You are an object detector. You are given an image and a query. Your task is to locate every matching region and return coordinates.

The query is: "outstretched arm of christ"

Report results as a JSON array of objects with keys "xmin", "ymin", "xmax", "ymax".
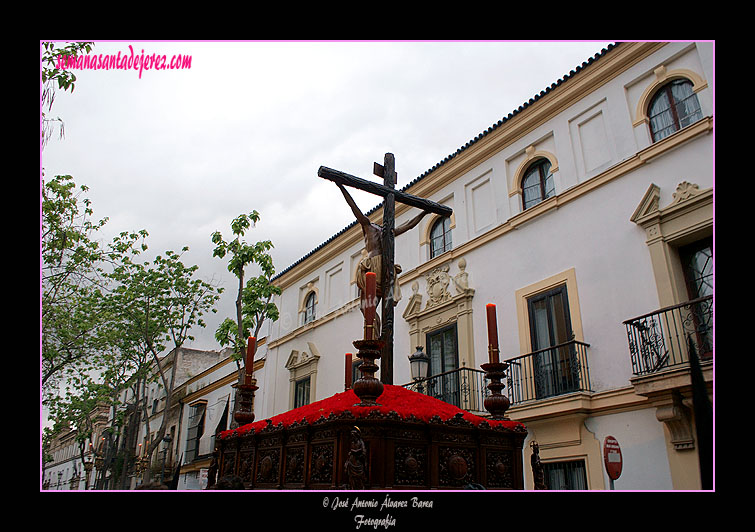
[
  {"xmin": 337, "ymin": 183, "xmax": 371, "ymax": 228},
  {"xmin": 395, "ymin": 210, "xmax": 430, "ymax": 236}
]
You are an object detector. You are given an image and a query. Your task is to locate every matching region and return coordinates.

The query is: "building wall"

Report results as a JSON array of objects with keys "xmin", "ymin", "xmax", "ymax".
[
  {"xmin": 254, "ymin": 42, "xmax": 713, "ymax": 490},
  {"xmin": 584, "ymin": 408, "xmax": 673, "ymax": 490}
]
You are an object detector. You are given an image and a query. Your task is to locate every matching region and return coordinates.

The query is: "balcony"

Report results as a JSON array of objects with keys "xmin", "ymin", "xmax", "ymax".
[
  {"xmin": 504, "ymin": 339, "xmax": 592, "ymax": 405},
  {"xmin": 401, "ymin": 339, "xmax": 592, "ymax": 414},
  {"xmin": 623, "ymin": 295, "xmax": 712, "ymax": 376}
]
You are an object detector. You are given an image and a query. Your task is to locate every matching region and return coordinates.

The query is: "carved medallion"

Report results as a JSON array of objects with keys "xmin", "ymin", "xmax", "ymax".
[
  {"xmin": 486, "ymin": 450, "xmax": 513, "ymax": 488},
  {"xmin": 394, "ymin": 445, "xmax": 427, "ymax": 486},
  {"xmin": 439, "ymin": 447, "xmax": 475, "ymax": 487},
  {"xmin": 448, "ymin": 454, "xmax": 468, "ymax": 480}
]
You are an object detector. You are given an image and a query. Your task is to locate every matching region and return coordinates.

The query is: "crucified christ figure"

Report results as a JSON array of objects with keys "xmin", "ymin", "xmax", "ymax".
[{"xmin": 336, "ymin": 183, "xmax": 430, "ymax": 330}]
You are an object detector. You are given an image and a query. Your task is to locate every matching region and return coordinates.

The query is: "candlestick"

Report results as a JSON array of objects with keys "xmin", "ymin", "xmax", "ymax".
[
  {"xmin": 345, "ymin": 353, "xmax": 353, "ymax": 390},
  {"xmin": 486, "ymin": 303, "xmax": 500, "ymax": 363},
  {"xmin": 365, "ymin": 271, "xmax": 377, "ymax": 339}
]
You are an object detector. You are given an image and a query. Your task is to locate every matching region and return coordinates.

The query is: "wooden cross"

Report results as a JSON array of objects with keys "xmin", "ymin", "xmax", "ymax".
[{"xmin": 318, "ymin": 153, "xmax": 452, "ymax": 384}]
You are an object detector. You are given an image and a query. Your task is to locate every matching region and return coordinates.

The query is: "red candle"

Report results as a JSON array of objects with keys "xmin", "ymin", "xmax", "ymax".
[
  {"xmin": 365, "ymin": 272, "xmax": 377, "ymax": 339},
  {"xmin": 486, "ymin": 304, "xmax": 500, "ymax": 363},
  {"xmin": 345, "ymin": 353, "xmax": 353, "ymax": 390},
  {"xmin": 245, "ymin": 336, "xmax": 257, "ymax": 384}
]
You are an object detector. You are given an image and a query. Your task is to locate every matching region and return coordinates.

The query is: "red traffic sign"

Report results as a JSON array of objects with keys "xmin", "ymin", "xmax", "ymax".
[{"xmin": 603, "ymin": 436, "xmax": 623, "ymax": 481}]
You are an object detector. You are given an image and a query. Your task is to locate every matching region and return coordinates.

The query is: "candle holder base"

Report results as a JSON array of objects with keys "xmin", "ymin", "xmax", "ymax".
[
  {"xmin": 481, "ymin": 362, "xmax": 510, "ymax": 420},
  {"xmin": 352, "ymin": 338, "xmax": 384, "ymax": 407},
  {"xmin": 233, "ymin": 381, "xmax": 259, "ymax": 425}
]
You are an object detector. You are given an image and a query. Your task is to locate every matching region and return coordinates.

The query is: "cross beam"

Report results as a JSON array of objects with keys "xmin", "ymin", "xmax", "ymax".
[{"xmin": 317, "ymin": 166, "xmax": 452, "ymax": 218}]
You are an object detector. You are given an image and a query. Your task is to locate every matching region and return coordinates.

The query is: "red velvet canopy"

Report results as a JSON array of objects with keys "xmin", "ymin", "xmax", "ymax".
[{"xmin": 219, "ymin": 384, "xmax": 524, "ymax": 440}]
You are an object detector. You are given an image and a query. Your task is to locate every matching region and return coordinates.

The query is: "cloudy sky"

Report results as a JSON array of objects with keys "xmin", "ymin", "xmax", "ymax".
[{"xmin": 41, "ymin": 40, "xmax": 613, "ymax": 352}]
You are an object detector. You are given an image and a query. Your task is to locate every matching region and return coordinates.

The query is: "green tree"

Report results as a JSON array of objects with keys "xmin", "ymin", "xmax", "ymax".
[
  {"xmin": 212, "ymin": 211, "xmax": 280, "ymax": 429},
  {"xmin": 212, "ymin": 211, "xmax": 281, "ymax": 359},
  {"xmin": 41, "ymin": 41, "xmax": 94, "ymax": 149},
  {"xmin": 105, "ymin": 242, "xmax": 222, "ymax": 481},
  {"xmin": 41, "ymin": 174, "xmax": 148, "ymax": 391}
]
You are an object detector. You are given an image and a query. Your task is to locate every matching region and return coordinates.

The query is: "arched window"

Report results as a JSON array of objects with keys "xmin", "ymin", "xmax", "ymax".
[
  {"xmin": 522, "ymin": 159, "xmax": 555, "ymax": 210},
  {"xmin": 303, "ymin": 292, "xmax": 316, "ymax": 324},
  {"xmin": 430, "ymin": 216, "xmax": 452, "ymax": 258},
  {"xmin": 648, "ymin": 79, "xmax": 703, "ymax": 142}
]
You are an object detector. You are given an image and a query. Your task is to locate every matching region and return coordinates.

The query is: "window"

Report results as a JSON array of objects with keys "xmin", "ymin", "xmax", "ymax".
[
  {"xmin": 680, "ymin": 237, "xmax": 713, "ymax": 301},
  {"xmin": 430, "ymin": 216, "xmax": 452, "ymax": 258},
  {"xmin": 522, "ymin": 159, "xmax": 555, "ymax": 210},
  {"xmin": 185, "ymin": 403, "xmax": 206, "ymax": 463},
  {"xmin": 680, "ymin": 237, "xmax": 713, "ymax": 358},
  {"xmin": 426, "ymin": 324, "xmax": 460, "ymax": 406},
  {"xmin": 303, "ymin": 292, "xmax": 316, "ymax": 324},
  {"xmin": 542, "ymin": 460, "xmax": 588, "ymax": 490},
  {"xmin": 285, "ymin": 346, "xmax": 320, "ymax": 410},
  {"xmin": 527, "ymin": 285, "xmax": 579, "ymax": 399},
  {"xmin": 648, "ymin": 79, "xmax": 702, "ymax": 142},
  {"xmin": 294, "ymin": 376, "xmax": 311, "ymax": 408}
]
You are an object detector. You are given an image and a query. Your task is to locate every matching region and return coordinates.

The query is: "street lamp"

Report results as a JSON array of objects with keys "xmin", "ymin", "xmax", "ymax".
[
  {"xmin": 83, "ymin": 459, "xmax": 93, "ymax": 490},
  {"xmin": 408, "ymin": 346, "xmax": 430, "ymax": 393}
]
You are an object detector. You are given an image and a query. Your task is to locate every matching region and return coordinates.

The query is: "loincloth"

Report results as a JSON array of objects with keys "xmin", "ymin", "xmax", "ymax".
[{"xmin": 356, "ymin": 255, "xmax": 402, "ymax": 304}]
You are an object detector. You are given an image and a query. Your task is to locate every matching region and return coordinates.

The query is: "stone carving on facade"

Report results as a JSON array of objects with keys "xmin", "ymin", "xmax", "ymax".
[
  {"xmin": 453, "ymin": 258, "xmax": 473, "ymax": 296},
  {"xmin": 424, "ymin": 264, "xmax": 452, "ymax": 309},
  {"xmin": 655, "ymin": 391, "xmax": 696, "ymax": 450},
  {"xmin": 402, "ymin": 281, "xmax": 423, "ymax": 319},
  {"xmin": 670, "ymin": 181, "xmax": 701, "ymax": 205}
]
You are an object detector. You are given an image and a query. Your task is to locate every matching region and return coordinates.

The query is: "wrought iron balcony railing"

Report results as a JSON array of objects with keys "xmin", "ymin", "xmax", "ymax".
[
  {"xmin": 504, "ymin": 339, "xmax": 592, "ymax": 405},
  {"xmin": 402, "ymin": 339, "xmax": 592, "ymax": 413},
  {"xmin": 402, "ymin": 366, "xmax": 490, "ymax": 416},
  {"xmin": 623, "ymin": 295, "xmax": 713, "ymax": 376}
]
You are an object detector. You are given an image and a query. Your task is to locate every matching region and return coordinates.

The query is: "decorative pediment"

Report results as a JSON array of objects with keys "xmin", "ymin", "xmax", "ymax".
[
  {"xmin": 403, "ymin": 259, "xmax": 475, "ymax": 319},
  {"xmin": 631, "ymin": 181, "xmax": 712, "ymax": 227},
  {"xmin": 630, "ymin": 183, "xmax": 661, "ymax": 223},
  {"xmin": 285, "ymin": 342, "xmax": 321, "ymax": 370},
  {"xmin": 403, "ymin": 258, "xmax": 477, "ymax": 370}
]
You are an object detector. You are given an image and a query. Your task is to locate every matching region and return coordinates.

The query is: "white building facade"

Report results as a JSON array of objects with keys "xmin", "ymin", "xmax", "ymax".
[{"xmin": 250, "ymin": 41, "xmax": 714, "ymax": 490}]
